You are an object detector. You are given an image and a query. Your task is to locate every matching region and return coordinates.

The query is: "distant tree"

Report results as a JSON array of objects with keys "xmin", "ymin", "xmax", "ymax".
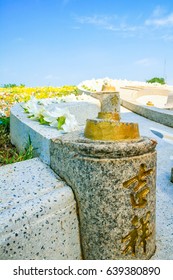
[
  {"xmin": 146, "ymin": 77, "xmax": 166, "ymax": 85},
  {"xmin": 2, "ymin": 83, "xmax": 17, "ymax": 88},
  {"xmin": 1, "ymin": 83, "xmax": 25, "ymax": 88},
  {"xmin": 19, "ymin": 84, "xmax": 25, "ymax": 87}
]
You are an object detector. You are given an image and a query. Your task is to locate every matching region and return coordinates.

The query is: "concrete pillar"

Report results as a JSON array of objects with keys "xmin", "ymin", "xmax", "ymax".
[
  {"xmin": 91, "ymin": 91, "xmax": 120, "ymax": 113},
  {"xmin": 78, "ymin": 85, "xmax": 120, "ymax": 114},
  {"xmin": 50, "ymin": 133, "xmax": 157, "ymax": 260}
]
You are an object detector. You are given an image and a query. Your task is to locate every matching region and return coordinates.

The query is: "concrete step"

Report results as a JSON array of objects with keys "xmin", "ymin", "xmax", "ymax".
[{"xmin": 0, "ymin": 158, "xmax": 81, "ymax": 260}]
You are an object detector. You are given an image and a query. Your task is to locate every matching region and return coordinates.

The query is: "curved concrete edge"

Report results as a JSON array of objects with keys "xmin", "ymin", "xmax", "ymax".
[
  {"xmin": 10, "ymin": 101, "xmax": 100, "ymax": 164},
  {"xmin": 10, "ymin": 103, "xmax": 65, "ymax": 164},
  {"xmin": 120, "ymin": 97, "xmax": 173, "ymax": 128},
  {"xmin": 0, "ymin": 158, "xmax": 82, "ymax": 260}
]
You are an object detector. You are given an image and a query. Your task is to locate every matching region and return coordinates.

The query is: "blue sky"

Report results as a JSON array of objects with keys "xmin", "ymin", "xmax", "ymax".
[{"xmin": 1, "ymin": 0, "xmax": 173, "ymax": 86}]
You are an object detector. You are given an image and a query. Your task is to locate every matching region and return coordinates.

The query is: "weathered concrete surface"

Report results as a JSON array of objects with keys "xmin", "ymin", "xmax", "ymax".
[
  {"xmin": 78, "ymin": 88, "xmax": 120, "ymax": 113},
  {"xmin": 120, "ymin": 106, "xmax": 173, "ymax": 259},
  {"xmin": 165, "ymin": 92, "xmax": 173, "ymax": 109},
  {"xmin": 91, "ymin": 91, "xmax": 120, "ymax": 113},
  {"xmin": 0, "ymin": 158, "xmax": 81, "ymax": 260},
  {"xmin": 10, "ymin": 100, "xmax": 100, "ymax": 164},
  {"xmin": 50, "ymin": 133, "xmax": 157, "ymax": 260},
  {"xmin": 120, "ymin": 87, "xmax": 173, "ymax": 128},
  {"xmin": 121, "ymin": 98, "xmax": 173, "ymax": 128}
]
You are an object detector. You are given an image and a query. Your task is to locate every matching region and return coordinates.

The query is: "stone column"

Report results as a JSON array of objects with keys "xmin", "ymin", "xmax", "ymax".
[
  {"xmin": 78, "ymin": 84, "xmax": 120, "ymax": 114},
  {"xmin": 50, "ymin": 133, "xmax": 157, "ymax": 260},
  {"xmin": 91, "ymin": 91, "xmax": 120, "ymax": 113}
]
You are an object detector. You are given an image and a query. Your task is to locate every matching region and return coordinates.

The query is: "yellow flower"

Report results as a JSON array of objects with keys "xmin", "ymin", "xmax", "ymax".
[{"xmin": 0, "ymin": 85, "xmax": 77, "ymax": 117}]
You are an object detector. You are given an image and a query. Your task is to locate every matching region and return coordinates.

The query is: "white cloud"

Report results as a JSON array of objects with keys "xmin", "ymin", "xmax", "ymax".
[
  {"xmin": 145, "ymin": 8, "xmax": 173, "ymax": 27},
  {"xmin": 143, "ymin": 7, "xmax": 173, "ymax": 40},
  {"xmin": 162, "ymin": 34, "xmax": 173, "ymax": 41},
  {"xmin": 75, "ymin": 14, "xmax": 143, "ymax": 35},
  {"xmin": 146, "ymin": 13, "xmax": 173, "ymax": 27},
  {"xmin": 75, "ymin": 10, "xmax": 173, "ymax": 40},
  {"xmin": 135, "ymin": 58, "xmax": 155, "ymax": 67},
  {"xmin": 76, "ymin": 15, "xmax": 116, "ymax": 30}
]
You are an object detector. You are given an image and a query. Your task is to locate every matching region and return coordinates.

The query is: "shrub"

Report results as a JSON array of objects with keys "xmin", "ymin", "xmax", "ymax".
[
  {"xmin": 1, "ymin": 83, "xmax": 25, "ymax": 88},
  {"xmin": 146, "ymin": 77, "xmax": 166, "ymax": 85}
]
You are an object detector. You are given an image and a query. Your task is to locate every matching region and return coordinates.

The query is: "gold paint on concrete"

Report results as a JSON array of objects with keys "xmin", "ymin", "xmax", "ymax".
[
  {"xmin": 98, "ymin": 112, "xmax": 120, "ymax": 121},
  {"xmin": 122, "ymin": 212, "xmax": 152, "ymax": 256},
  {"xmin": 111, "ymin": 94, "xmax": 120, "ymax": 106},
  {"xmin": 84, "ymin": 87, "xmax": 141, "ymax": 141},
  {"xmin": 123, "ymin": 164, "xmax": 153, "ymax": 209},
  {"xmin": 146, "ymin": 101, "xmax": 154, "ymax": 106},
  {"xmin": 121, "ymin": 215, "xmax": 139, "ymax": 256},
  {"xmin": 84, "ymin": 119, "xmax": 140, "ymax": 141},
  {"xmin": 101, "ymin": 84, "xmax": 116, "ymax": 92},
  {"xmin": 130, "ymin": 188, "xmax": 150, "ymax": 209}
]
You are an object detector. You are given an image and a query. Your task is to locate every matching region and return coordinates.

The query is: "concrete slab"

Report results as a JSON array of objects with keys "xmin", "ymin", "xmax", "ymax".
[
  {"xmin": 0, "ymin": 158, "xmax": 81, "ymax": 260},
  {"xmin": 10, "ymin": 100, "xmax": 100, "ymax": 164}
]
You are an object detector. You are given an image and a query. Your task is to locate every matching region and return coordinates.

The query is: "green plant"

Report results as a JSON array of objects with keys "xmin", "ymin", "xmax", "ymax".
[
  {"xmin": 146, "ymin": 77, "xmax": 166, "ymax": 85},
  {"xmin": 0, "ymin": 117, "xmax": 10, "ymax": 131},
  {"xmin": 2, "ymin": 83, "xmax": 18, "ymax": 88},
  {"xmin": 22, "ymin": 135, "xmax": 34, "ymax": 160},
  {"xmin": 1, "ymin": 83, "xmax": 25, "ymax": 88},
  {"xmin": 0, "ymin": 122, "xmax": 34, "ymax": 166}
]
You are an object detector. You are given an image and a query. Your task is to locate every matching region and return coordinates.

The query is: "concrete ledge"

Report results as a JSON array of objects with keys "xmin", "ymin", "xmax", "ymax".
[
  {"xmin": 10, "ymin": 100, "xmax": 100, "ymax": 164},
  {"xmin": 0, "ymin": 158, "xmax": 81, "ymax": 260},
  {"xmin": 120, "ymin": 86, "xmax": 173, "ymax": 128},
  {"xmin": 121, "ymin": 98, "xmax": 173, "ymax": 127}
]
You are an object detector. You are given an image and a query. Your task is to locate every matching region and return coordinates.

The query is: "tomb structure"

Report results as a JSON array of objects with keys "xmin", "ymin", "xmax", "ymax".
[{"xmin": 50, "ymin": 85, "xmax": 157, "ymax": 259}]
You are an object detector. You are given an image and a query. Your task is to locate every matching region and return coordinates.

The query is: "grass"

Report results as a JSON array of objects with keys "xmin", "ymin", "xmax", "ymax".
[{"xmin": 0, "ymin": 122, "xmax": 34, "ymax": 167}]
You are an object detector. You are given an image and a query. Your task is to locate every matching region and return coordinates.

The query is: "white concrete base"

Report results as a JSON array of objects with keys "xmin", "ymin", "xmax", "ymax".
[
  {"xmin": 0, "ymin": 158, "xmax": 81, "ymax": 260},
  {"xmin": 10, "ymin": 100, "xmax": 100, "ymax": 164}
]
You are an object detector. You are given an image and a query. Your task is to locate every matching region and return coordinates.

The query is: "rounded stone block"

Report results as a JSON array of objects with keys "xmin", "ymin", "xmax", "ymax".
[{"xmin": 50, "ymin": 133, "xmax": 157, "ymax": 260}]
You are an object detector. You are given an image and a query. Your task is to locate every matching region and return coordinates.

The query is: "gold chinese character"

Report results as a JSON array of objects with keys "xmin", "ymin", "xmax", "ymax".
[
  {"xmin": 139, "ymin": 212, "xmax": 152, "ymax": 253},
  {"xmin": 121, "ymin": 216, "xmax": 139, "ymax": 256},
  {"xmin": 123, "ymin": 164, "xmax": 153, "ymax": 208},
  {"xmin": 122, "ymin": 212, "xmax": 152, "ymax": 256}
]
